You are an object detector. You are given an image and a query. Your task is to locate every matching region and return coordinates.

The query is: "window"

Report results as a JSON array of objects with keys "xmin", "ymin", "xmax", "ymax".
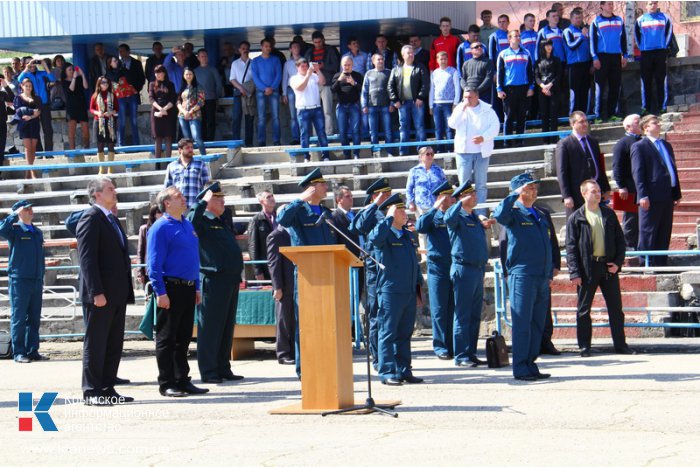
[{"xmin": 682, "ymin": 2, "xmax": 700, "ymax": 22}]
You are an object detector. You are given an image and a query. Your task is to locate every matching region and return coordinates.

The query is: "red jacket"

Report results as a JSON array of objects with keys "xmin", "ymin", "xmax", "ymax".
[{"xmin": 429, "ymin": 34, "xmax": 460, "ymax": 70}]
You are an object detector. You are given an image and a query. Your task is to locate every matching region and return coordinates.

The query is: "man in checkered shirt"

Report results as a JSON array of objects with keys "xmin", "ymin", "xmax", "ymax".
[{"xmin": 164, "ymin": 138, "xmax": 211, "ymax": 207}]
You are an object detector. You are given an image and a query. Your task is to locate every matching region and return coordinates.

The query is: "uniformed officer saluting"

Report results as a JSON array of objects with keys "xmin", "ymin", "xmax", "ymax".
[
  {"xmin": 415, "ymin": 181, "xmax": 455, "ymax": 360},
  {"xmin": 368, "ymin": 194, "xmax": 424, "ymax": 386},
  {"xmin": 445, "ymin": 180, "xmax": 495, "ymax": 367},
  {"xmin": 0, "ymin": 200, "xmax": 46, "ymax": 363},
  {"xmin": 277, "ymin": 167, "xmax": 336, "ymax": 377},
  {"xmin": 187, "ymin": 181, "xmax": 245, "ymax": 383},
  {"xmin": 350, "ymin": 177, "xmax": 392, "ymax": 369},
  {"xmin": 493, "ymin": 173, "xmax": 553, "ymax": 381}
]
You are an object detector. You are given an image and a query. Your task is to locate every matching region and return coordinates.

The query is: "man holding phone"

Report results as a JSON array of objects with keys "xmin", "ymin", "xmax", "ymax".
[{"xmin": 18, "ymin": 59, "xmax": 55, "ymax": 152}]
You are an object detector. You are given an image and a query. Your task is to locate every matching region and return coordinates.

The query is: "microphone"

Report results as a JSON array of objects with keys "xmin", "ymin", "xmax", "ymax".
[{"xmin": 314, "ymin": 209, "xmax": 329, "ymax": 227}]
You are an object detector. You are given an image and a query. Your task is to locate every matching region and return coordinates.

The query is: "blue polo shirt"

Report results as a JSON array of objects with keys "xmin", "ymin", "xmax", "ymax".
[{"xmin": 147, "ymin": 213, "xmax": 200, "ymax": 295}]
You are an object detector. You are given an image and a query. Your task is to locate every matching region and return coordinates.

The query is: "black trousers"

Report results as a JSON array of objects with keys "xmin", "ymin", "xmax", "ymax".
[
  {"xmin": 202, "ymin": 99, "xmax": 217, "ymax": 142},
  {"xmin": 594, "ymin": 53, "xmax": 622, "ymax": 119},
  {"xmin": 82, "ymin": 301, "xmax": 127, "ymax": 396},
  {"xmin": 638, "ymin": 200, "xmax": 674, "ymax": 266},
  {"xmin": 0, "ymin": 123, "xmax": 6, "ymax": 166},
  {"xmin": 504, "ymin": 85, "xmax": 529, "ymax": 139},
  {"xmin": 38, "ymin": 102, "xmax": 54, "ymax": 152},
  {"xmin": 538, "ymin": 92, "xmax": 558, "ymax": 144},
  {"xmin": 197, "ymin": 273, "xmax": 239, "ymax": 379},
  {"xmin": 640, "ymin": 50, "xmax": 668, "ymax": 114},
  {"xmin": 155, "ymin": 281, "xmax": 195, "ymax": 390},
  {"xmin": 558, "ymin": 65, "xmax": 570, "ymax": 117},
  {"xmin": 622, "ymin": 210, "xmax": 639, "ymax": 251},
  {"xmin": 275, "ymin": 288, "xmax": 296, "ymax": 361},
  {"xmin": 569, "ymin": 62, "xmax": 592, "ymax": 114},
  {"xmin": 576, "ymin": 262, "xmax": 627, "ymax": 349}
]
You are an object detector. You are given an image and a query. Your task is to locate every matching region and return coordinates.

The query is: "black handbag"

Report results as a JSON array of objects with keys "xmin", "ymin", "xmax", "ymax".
[
  {"xmin": 485, "ymin": 331, "xmax": 510, "ymax": 368},
  {"xmin": 0, "ymin": 330, "xmax": 12, "ymax": 359}
]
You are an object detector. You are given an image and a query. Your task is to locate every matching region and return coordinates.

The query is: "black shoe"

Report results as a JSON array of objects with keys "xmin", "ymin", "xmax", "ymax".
[
  {"xmin": 455, "ymin": 360, "xmax": 472, "ymax": 367},
  {"xmin": 580, "ymin": 348, "xmax": 592, "ymax": 358},
  {"xmin": 469, "ymin": 356, "xmax": 487, "ymax": 366},
  {"xmin": 202, "ymin": 377, "xmax": 222, "ymax": 384},
  {"xmin": 381, "ymin": 378, "xmax": 402, "ymax": 386},
  {"xmin": 290, "ymin": 139, "xmax": 300, "ymax": 145},
  {"xmin": 160, "ymin": 388, "xmax": 188, "ymax": 397},
  {"xmin": 401, "ymin": 375, "xmax": 424, "ymax": 384},
  {"xmin": 540, "ymin": 343, "xmax": 561, "ymax": 356},
  {"xmin": 113, "ymin": 376, "xmax": 131, "ymax": 385},
  {"xmin": 104, "ymin": 389, "xmax": 134, "ymax": 403},
  {"xmin": 220, "ymin": 373, "xmax": 244, "ymax": 381},
  {"xmin": 84, "ymin": 394, "xmax": 113, "ymax": 406},
  {"xmin": 616, "ymin": 346, "xmax": 637, "ymax": 355},
  {"xmin": 278, "ymin": 358, "xmax": 295, "ymax": 365},
  {"xmin": 179, "ymin": 382, "xmax": 209, "ymax": 394},
  {"xmin": 514, "ymin": 375, "xmax": 538, "ymax": 381},
  {"xmin": 535, "ymin": 373, "xmax": 551, "ymax": 379},
  {"xmin": 437, "ymin": 354, "xmax": 452, "ymax": 361},
  {"xmin": 28, "ymin": 353, "xmax": 49, "ymax": 361}
]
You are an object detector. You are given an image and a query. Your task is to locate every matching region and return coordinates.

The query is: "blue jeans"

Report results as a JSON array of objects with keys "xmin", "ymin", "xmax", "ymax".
[
  {"xmin": 256, "ymin": 90, "xmax": 280, "ymax": 145},
  {"xmin": 368, "ymin": 106, "xmax": 393, "ymax": 146},
  {"xmin": 117, "ymin": 94, "xmax": 139, "ymax": 146},
  {"xmin": 336, "ymin": 102, "xmax": 361, "ymax": 158},
  {"xmin": 432, "ymin": 103, "xmax": 453, "ymax": 152},
  {"xmin": 178, "ymin": 117, "xmax": 206, "ymax": 155},
  {"xmin": 398, "ymin": 100, "xmax": 425, "ymax": 156},
  {"xmin": 456, "ymin": 152, "xmax": 490, "ymax": 216},
  {"xmin": 9, "ymin": 278, "xmax": 43, "ymax": 358},
  {"xmin": 232, "ymin": 95, "xmax": 254, "ymax": 146},
  {"xmin": 297, "ymin": 107, "xmax": 329, "ymax": 160},
  {"xmin": 286, "ymin": 87, "xmax": 299, "ymax": 141}
]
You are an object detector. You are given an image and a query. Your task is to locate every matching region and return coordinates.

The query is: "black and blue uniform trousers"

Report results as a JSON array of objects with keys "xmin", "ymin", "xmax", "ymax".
[
  {"xmin": 9, "ymin": 278, "xmax": 43, "ymax": 358},
  {"xmin": 364, "ymin": 262, "xmax": 380, "ymax": 368},
  {"xmin": 508, "ymin": 273, "xmax": 549, "ymax": 378},
  {"xmin": 640, "ymin": 49, "xmax": 668, "ymax": 114},
  {"xmin": 503, "ymin": 85, "xmax": 530, "ymax": 142},
  {"xmin": 594, "ymin": 53, "xmax": 622, "ymax": 119},
  {"xmin": 452, "ymin": 263, "xmax": 485, "ymax": 363},
  {"xmin": 568, "ymin": 61, "xmax": 592, "ymax": 115},
  {"xmin": 197, "ymin": 272, "xmax": 240, "ymax": 380},
  {"xmin": 377, "ymin": 291, "xmax": 417, "ymax": 381},
  {"xmin": 427, "ymin": 259, "xmax": 454, "ymax": 358}
]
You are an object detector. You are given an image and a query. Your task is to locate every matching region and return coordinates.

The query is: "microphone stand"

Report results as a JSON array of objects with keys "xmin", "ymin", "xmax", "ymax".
[{"xmin": 320, "ymin": 215, "xmax": 398, "ymax": 418}]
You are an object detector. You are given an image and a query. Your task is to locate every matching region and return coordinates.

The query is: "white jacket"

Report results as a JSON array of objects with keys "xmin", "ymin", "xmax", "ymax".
[{"xmin": 447, "ymin": 99, "xmax": 500, "ymax": 157}]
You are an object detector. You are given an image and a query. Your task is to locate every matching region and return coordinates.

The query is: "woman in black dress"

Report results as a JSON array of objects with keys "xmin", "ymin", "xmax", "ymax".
[
  {"xmin": 13, "ymin": 78, "xmax": 41, "ymax": 179},
  {"xmin": 535, "ymin": 39, "xmax": 562, "ymax": 144},
  {"xmin": 149, "ymin": 64, "xmax": 177, "ymax": 162},
  {"xmin": 61, "ymin": 63, "xmax": 90, "ymax": 149}
]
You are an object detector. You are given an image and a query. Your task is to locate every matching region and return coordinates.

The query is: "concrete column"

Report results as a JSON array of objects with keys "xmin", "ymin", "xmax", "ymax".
[{"xmin": 204, "ymin": 33, "xmax": 219, "ymax": 66}]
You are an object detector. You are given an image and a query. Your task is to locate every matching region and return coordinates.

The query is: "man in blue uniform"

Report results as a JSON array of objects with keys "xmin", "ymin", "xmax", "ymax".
[
  {"xmin": 368, "ymin": 194, "xmax": 423, "ymax": 386},
  {"xmin": 277, "ymin": 167, "xmax": 337, "ymax": 377},
  {"xmin": 445, "ymin": 181, "xmax": 495, "ymax": 367},
  {"xmin": 635, "ymin": 1, "xmax": 673, "ymax": 115},
  {"xmin": 0, "ymin": 200, "xmax": 45, "ymax": 363},
  {"xmin": 493, "ymin": 173, "xmax": 553, "ymax": 381},
  {"xmin": 187, "ymin": 181, "xmax": 245, "ymax": 383},
  {"xmin": 564, "ymin": 8, "xmax": 592, "ymax": 114},
  {"xmin": 350, "ymin": 177, "xmax": 392, "ymax": 367},
  {"xmin": 415, "ymin": 181, "xmax": 455, "ymax": 360}
]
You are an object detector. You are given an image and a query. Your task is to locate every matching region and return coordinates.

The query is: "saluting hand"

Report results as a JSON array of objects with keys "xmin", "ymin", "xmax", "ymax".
[{"xmin": 300, "ymin": 185, "xmax": 316, "ymax": 202}]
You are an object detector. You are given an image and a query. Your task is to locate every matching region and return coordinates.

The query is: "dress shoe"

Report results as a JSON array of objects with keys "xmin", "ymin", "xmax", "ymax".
[
  {"xmin": 540, "ymin": 344, "xmax": 561, "ymax": 356},
  {"xmin": 160, "ymin": 388, "xmax": 188, "ymax": 398},
  {"xmin": 220, "ymin": 373, "xmax": 244, "ymax": 381},
  {"xmin": 616, "ymin": 346, "xmax": 637, "ymax": 355},
  {"xmin": 84, "ymin": 394, "xmax": 113, "ymax": 406},
  {"xmin": 401, "ymin": 375, "xmax": 424, "ymax": 384},
  {"xmin": 28, "ymin": 353, "xmax": 49, "ymax": 361},
  {"xmin": 202, "ymin": 377, "xmax": 223, "ymax": 384},
  {"xmin": 469, "ymin": 356, "xmax": 487, "ymax": 366},
  {"xmin": 437, "ymin": 354, "xmax": 452, "ymax": 361},
  {"xmin": 580, "ymin": 348, "xmax": 592, "ymax": 358},
  {"xmin": 381, "ymin": 378, "xmax": 402, "ymax": 386},
  {"xmin": 514, "ymin": 375, "xmax": 538, "ymax": 381},
  {"xmin": 278, "ymin": 358, "xmax": 295, "ymax": 365},
  {"xmin": 113, "ymin": 376, "xmax": 131, "ymax": 385},
  {"xmin": 104, "ymin": 389, "xmax": 134, "ymax": 403},
  {"xmin": 179, "ymin": 382, "xmax": 209, "ymax": 395},
  {"xmin": 14, "ymin": 355, "xmax": 31, "ymax": 363},
  {"xmin": 535, "ymin": 373, "xmax": 551, "ymax": 379}
]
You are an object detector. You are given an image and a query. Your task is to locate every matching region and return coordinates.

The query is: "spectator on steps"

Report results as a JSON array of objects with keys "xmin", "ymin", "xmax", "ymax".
[
  {"xmin": 149, "ymin": 65, "xmax": 178, "ymax": 164},
  {"xmin": 17, "ymin": 59, "xmax": 55, "ymax": 152},
  {"xmin": 116, "ymin": 43, "xmax": 145, "ymax": 146},
  {"xmin": 89, "ymin": 76, "xmax": 119, "ymax": 175},
  {"xmin": 61, "ymin": 64, "xmax": 90, "ymax": 150},
  {"xmin": 251, "ymin": 38, "xmax": 282, "ymax": 147},
  {"xmin": 247, "ymin": 190, "xmax": 277, "ymax": 281},
  {"xmin": 194, "ymin": 49, "xmax": 223, "ymax": 142},
  {"xmin": 177, "ymin": 68, "xmax": 206, "ymax": 156},
  {"xmin": 13, "ymin": 78, "xmax": 41, "ymax": 179}
]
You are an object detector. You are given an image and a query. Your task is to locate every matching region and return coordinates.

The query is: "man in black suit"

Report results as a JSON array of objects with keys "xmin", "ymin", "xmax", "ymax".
[
  {"xmin": 332, "ymin": 185, "xmax": 365, "ymax": 299},
  {"xmin": 266, "ymin": 219, "xmax": 296, "ymax": 365},
  {"xmin": 556, "ymin": 111, "xmax": 611, "ymax": 217},
  {"xmin": 612, "ymin": 114, "xmax": 643, "ymax": 249},
  {"xmin": 247, "ymin": 190, "xmax": 276, "ymax": 281},
  {"xmin": 632, "ymin": 114, "xmax": 682, "ymax": 267},
  {"xmin": 76, "ymin": 177, "xmax": 135, "ymax": 406},
  {"xmin": 88, "ymin": 43, "xmax": 112, "ymax": 92}
]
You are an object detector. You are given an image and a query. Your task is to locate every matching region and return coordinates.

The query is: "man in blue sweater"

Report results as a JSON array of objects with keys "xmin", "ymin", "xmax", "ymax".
[
  {"xmin": 635, "ymin": 1, "xmax": 673, "ymax": 115},
  {"xmin": 564, "ymin": 8, "xmax": 593, "ymax": 114},
  {"xmin": 252, "ymin": 38, "xmax": 282, "ymax": 146},
  {"xmin": 497, "ymin": 30, "xmax": 535, "ymax": 144}
]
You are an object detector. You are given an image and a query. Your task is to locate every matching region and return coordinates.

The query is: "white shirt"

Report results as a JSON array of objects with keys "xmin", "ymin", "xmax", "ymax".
[
  {"xmin": 447, "ymin": 100, "xmax": 501, "ymax": 157},
  {"xmin": 289, "ymin": 73, "xmax": 321, "ymax": 108},
  {"xmin": 229, "ymin": 57, "xmax": 252, "ymax": 83},
  {"xmin": 282, "ymin": 58, "xmax": 300, "ymax": 96}
]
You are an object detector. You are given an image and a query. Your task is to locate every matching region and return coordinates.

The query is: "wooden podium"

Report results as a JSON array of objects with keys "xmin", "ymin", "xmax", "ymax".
[{"xmin": 270, "ymin": 244, "xmax": 396, "ymax": 414}]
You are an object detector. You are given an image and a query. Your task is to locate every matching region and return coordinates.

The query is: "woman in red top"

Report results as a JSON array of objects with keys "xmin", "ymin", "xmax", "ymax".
[{"xmin": 89, "ymin": 75, "xmax": 119, "ymax": 174}]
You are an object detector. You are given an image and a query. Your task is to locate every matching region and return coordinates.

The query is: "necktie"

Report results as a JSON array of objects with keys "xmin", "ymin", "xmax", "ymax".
[
  {"xmin": 347, "ymin": 211, "xmax": 354, "ymax": 222},
  {"xmin": 654, "ymin": 139, "xmax": 677, "ymax": 187},
  {"xmin": 581, "ymin": 137, "xmax": 599, "ymax": 180},
  {"xmin": 108, "ymin": 214, "xmax": 125, "ymax": 247}
]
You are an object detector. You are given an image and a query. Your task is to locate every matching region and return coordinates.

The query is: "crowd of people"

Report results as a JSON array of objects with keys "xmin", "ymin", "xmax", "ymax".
[{"xmin": 0, "ymin": 1, "xmax": 676, "ymax": 173}]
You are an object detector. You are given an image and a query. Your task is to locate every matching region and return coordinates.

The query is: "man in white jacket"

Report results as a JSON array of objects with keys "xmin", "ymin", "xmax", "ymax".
[{"xmin": 448, "ymin": 87, "xmax": 500, "ymax": 215}]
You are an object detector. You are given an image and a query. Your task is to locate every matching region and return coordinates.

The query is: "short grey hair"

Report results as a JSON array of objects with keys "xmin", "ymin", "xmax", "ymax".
[
  {"xmin": 87, "ymin": 177, "xmax": 115, "ymax": 204},
  {"xmin": 256, "ymin": 190, "xmax": 272, "ymax": 202},
  {"xmin": 623, "ymin": 114, "xmax": 641, "ymax": 130},
  {"xmin": 156, "ymin": 186, "xmax": 180, "ymax": 212},
  {"xmin": 401, "ymin": 45, "xmax": 413, "ymax": 56},
  {"xmin": 335, "ymin": 185, "xmax": 352, "ymax": 201},
  {"xmin": 340, "ymin": 55, "xmax": 353, "ymax": 66}
]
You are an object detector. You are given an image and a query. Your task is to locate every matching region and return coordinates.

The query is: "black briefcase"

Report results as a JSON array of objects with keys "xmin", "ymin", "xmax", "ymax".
[
  {"xmin": 0, "ymin": 330, "xmax": 12, "ymax": 359},
  {"xmin": 485, "ymin": 331, "xmax": 509, "ymax": 368}
]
